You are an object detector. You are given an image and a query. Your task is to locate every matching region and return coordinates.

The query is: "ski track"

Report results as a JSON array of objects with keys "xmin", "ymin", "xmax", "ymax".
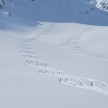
[
  {"xmin": 60, "ymin": 35, "xmax": 81, "ymax": 50},
  {"xmin": 60, "ymin": 27, "xmax": 92, "ymax": 51},
  {"xmin": 17, "ymin": 23, "xmax": 108, "ymax": 95}
]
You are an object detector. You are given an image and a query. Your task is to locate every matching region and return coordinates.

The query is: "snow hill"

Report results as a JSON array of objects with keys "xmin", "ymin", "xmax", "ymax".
[
  {"xmin": 0, "ymin": 0, "xmax": 108, "ymax": 28},
  {"xmin": 0, "ymin": 0, "xmax": 108, "ymax": 108}
]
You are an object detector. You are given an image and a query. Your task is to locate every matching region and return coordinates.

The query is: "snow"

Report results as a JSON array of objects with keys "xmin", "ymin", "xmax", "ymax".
[
  {"xmin": 1, "ymin": 0, "xmax": 108, "ymax": 26},
  {"xmin": 96, "ymin": 0, "xmax": 108, "ymax": 11},
  {"xmin": 0, "ymin": 0, "xmax": 108, "ymax": 108}
]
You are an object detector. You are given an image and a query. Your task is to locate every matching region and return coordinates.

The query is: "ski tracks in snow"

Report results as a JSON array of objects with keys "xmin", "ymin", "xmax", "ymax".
[
  {"xmin": 17, "ymin": 23, "xmax": 108, "ymax": 95},
  {"xmin": 61, "ymin": 35, "xmax": 80, "ymax": 50},
  {"xmin": 60, "ymin": 27, "xmax": 92, "ymax": 51}
]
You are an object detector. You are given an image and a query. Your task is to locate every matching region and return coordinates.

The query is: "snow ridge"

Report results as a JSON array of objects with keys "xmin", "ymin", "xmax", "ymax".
[
  {"xmin": 1, "ymin": 0, "xmax": 108, "ymax": 27},
  {"xmin": 96, "ymin": 0, "xmax": 108, "ymax": 11}
]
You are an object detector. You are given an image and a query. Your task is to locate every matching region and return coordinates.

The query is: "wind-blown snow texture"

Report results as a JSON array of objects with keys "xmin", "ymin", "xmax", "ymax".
[{"xmin": 0, "ymin": 0, "xmax": 108, "ymax": 108}]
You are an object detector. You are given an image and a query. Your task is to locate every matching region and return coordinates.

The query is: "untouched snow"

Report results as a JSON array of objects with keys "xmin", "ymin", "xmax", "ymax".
[{"xmin": 0, "ymin": 0, "xmax": 108, "ymax": 108}]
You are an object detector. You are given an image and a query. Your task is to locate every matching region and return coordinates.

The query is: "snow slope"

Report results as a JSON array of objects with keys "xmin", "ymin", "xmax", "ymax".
[
  {"xmin": 1, "ymin": 0, "xmax": 108, "ymax": 26},
  {"xmin": 1, "ymin": 22, "xmax": 108, "ymax": 108},
  {"xmin": 0, "ymin": 0, "xmax": 108, "ymax": 108}
]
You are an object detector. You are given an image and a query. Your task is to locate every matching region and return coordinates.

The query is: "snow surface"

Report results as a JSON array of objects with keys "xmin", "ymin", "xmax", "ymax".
[
  {"xmin": 1, "ymin": 0, "xmax": 108, "ymax": 26},
  {"xmin": 96, "ymin": 0, "xmax": 108, "ymax": 11},
  {"xmin": 0, "ymin": 0, "xmax": 108, "ymax": 108}
]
